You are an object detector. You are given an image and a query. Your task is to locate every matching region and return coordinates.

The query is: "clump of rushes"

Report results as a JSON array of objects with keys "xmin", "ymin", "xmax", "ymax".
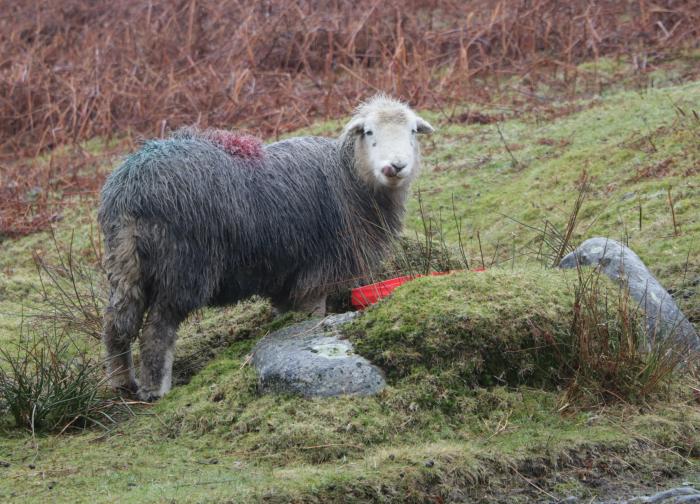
[
  {"xmin": 0, "ymin": 325, "xmax": 120, "ymax": 433},
  {"xmin": 560, "ymin": 266, "xmax": 686, "ymax": 408}
]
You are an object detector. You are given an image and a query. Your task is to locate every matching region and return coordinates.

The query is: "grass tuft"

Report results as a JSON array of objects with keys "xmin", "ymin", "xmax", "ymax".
[
  {"xmin": 0, "ymin": 325, "xmax": 120, "ymax": 433},
  {"xmin": 560, "ymin": 266, "xmax": 686, "ymax": 408}
]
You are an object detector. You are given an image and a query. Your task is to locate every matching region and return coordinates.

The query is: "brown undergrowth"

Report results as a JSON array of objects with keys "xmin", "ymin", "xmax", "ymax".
[
  {"xmin": 3, "ymin": 0, "xmax": 698, "ymax": 155},
  {"xmin": 2, "ymin": 0, "xmax": 699, "ymax": 236}
]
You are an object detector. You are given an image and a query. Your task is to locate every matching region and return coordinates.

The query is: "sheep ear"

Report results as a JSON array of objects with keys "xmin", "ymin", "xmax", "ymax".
[
  {"xmin": 344, "ymin": 117, "xmax": 365, "ymax": 136},
  {"xmin": 416, "ymin": 116, "xmax": 435, "ymax": 134}
]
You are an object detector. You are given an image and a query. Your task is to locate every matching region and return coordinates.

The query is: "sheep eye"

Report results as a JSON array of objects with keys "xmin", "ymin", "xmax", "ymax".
[
  {"xmin": 364, "ymin": 130, "xmax": 373, "ymax": 136},
  {"xmin": 411, "ymin": 129, "xmax": 417, "ymax": 135}
]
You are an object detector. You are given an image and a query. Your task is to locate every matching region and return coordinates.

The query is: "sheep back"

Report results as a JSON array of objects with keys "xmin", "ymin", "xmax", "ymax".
[{"xmin": 98, "ymin": 133, "xmax": 390, "ymax": 312}]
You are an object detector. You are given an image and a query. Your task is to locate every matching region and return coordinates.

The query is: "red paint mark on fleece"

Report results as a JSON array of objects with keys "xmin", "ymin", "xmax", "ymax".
[{"xmin": 205, "ymin": 129, "xmax": 264, "ymax": 159}]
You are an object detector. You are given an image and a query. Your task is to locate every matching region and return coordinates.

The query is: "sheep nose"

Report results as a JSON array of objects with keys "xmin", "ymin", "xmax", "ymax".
[
  {"xmin": 381, "ymin": 165, "xmax": 397, "ymax": 177},
  {"xmin": 391, "ymin": 161, "xmax": 407, "ymax": 172}
]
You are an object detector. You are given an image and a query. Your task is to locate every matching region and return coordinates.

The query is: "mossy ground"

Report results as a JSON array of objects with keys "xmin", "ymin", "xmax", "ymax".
[
  {"xmin": 2, "ymin": 299, "xmax": 699, "ymax": 503},
  {"xmin": 1, "ymin": 64, "xmax": 699, "ymax": 502}
]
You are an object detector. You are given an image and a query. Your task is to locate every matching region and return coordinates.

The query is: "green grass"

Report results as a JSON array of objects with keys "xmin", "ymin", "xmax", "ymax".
[
  {"xmin": 1, "ymin": 73, "xmax": 699, "ymax": 502},
  {"xmin": 412, "ymin": 81, "xmax": 699, "ymax": 252},
  {"xmin": 412, "ymin": 81, "xmax": 700, "ymax": 324},
  {"xmin": 347, "ymin": 269, "xmax": 577, "ymax": 389},
  {"xmin": 1, "ymin": 325, "xmax": 698, "ymax": 502}
]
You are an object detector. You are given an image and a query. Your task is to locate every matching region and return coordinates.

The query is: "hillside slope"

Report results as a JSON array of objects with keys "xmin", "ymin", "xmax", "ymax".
[{"xmin": 0, "ymin": 78, "xmax": 699, "ymax": 503}]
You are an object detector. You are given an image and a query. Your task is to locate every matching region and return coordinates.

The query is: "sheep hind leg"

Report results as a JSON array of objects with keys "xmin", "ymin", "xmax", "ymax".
[
  {"xmin": 103, "ymin": 286, "xmax": 145, "ymax": 395},
  {"xmin": 137, "ymin": 305, "xmax": 184, "ymax": 402}
]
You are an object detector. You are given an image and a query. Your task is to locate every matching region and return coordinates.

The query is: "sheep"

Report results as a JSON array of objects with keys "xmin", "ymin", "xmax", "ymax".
[{"xmin": 98, "ymin": 95, "xmax": 434, "ymax": 401}]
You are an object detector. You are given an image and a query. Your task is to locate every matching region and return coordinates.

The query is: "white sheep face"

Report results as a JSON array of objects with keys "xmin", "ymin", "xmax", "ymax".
[{"xmin": 345, "ymin": 97, "xmax": 434, "ymax": 189}]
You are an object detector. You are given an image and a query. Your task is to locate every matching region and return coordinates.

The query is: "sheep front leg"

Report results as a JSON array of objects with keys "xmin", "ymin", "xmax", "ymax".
[
  {"xmin": 137, "ymin": 306, "xmax": 182, "ymax": 402},
  {"xmin": 296, "ymin": 295, "xmax": 327, "ymax": 317}
]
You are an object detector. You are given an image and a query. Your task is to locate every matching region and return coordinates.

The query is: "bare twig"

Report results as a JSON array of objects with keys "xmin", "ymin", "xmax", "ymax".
[{"xmin": 667, "ymin": 186, "xmax": 680, "ymax": 236}]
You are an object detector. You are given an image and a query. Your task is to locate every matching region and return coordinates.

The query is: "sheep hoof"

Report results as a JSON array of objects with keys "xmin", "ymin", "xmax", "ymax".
[
  {"xmin": 136, "ymin": 389, "xmax": 163, "ymax": 403},
  {"xmin": 108, "ymin": 372, "xmax": 138, "ymax": 396},
  {"xmin": 114, "ymin": 381, "xmax": 139, "ymax": 397},
  {"xmin": 297, "ymin": 296, "xmax": 327, "ymax": 317}
]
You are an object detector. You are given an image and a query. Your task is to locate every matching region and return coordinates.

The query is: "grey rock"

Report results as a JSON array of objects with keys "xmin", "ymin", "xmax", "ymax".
[
  {"xmin": 252, "ymin": 314, "xmax": 385, "ymax": 397},
  {"xmin": 626, "ymin": 486, "xmax": 700, "ymax": 503},
  {"xmin": 567, "ymin": 485, "xmax": 700, "ymax": 504},
  {"xmin": 559, "ymin": 237, "xmax": 699, "ymax": 352},
  {"xmin": 321, "ymin": 311, "xmax": 360, "ymax": 328}
]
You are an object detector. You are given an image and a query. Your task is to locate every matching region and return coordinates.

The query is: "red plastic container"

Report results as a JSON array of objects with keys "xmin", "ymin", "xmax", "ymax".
[
  {"xmin": 350, "ymin": 269, "xmax": 484, "ymax": 310},
  {"xmin": 351, "ymin": 275, "xmax": 416, "ymax": 309}
]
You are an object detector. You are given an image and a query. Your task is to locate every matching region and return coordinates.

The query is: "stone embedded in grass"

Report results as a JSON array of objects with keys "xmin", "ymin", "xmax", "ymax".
[
  {"xmin": 252, "ymin": 313, "xmax": 385, "ymax": 397},
  {"xmin": 622, "ymin": 485, "xmax": 700, "ymax": 503},
  {"xmin": 559, "ymin": 237, "xmax": 700, "ymax": 352}
]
